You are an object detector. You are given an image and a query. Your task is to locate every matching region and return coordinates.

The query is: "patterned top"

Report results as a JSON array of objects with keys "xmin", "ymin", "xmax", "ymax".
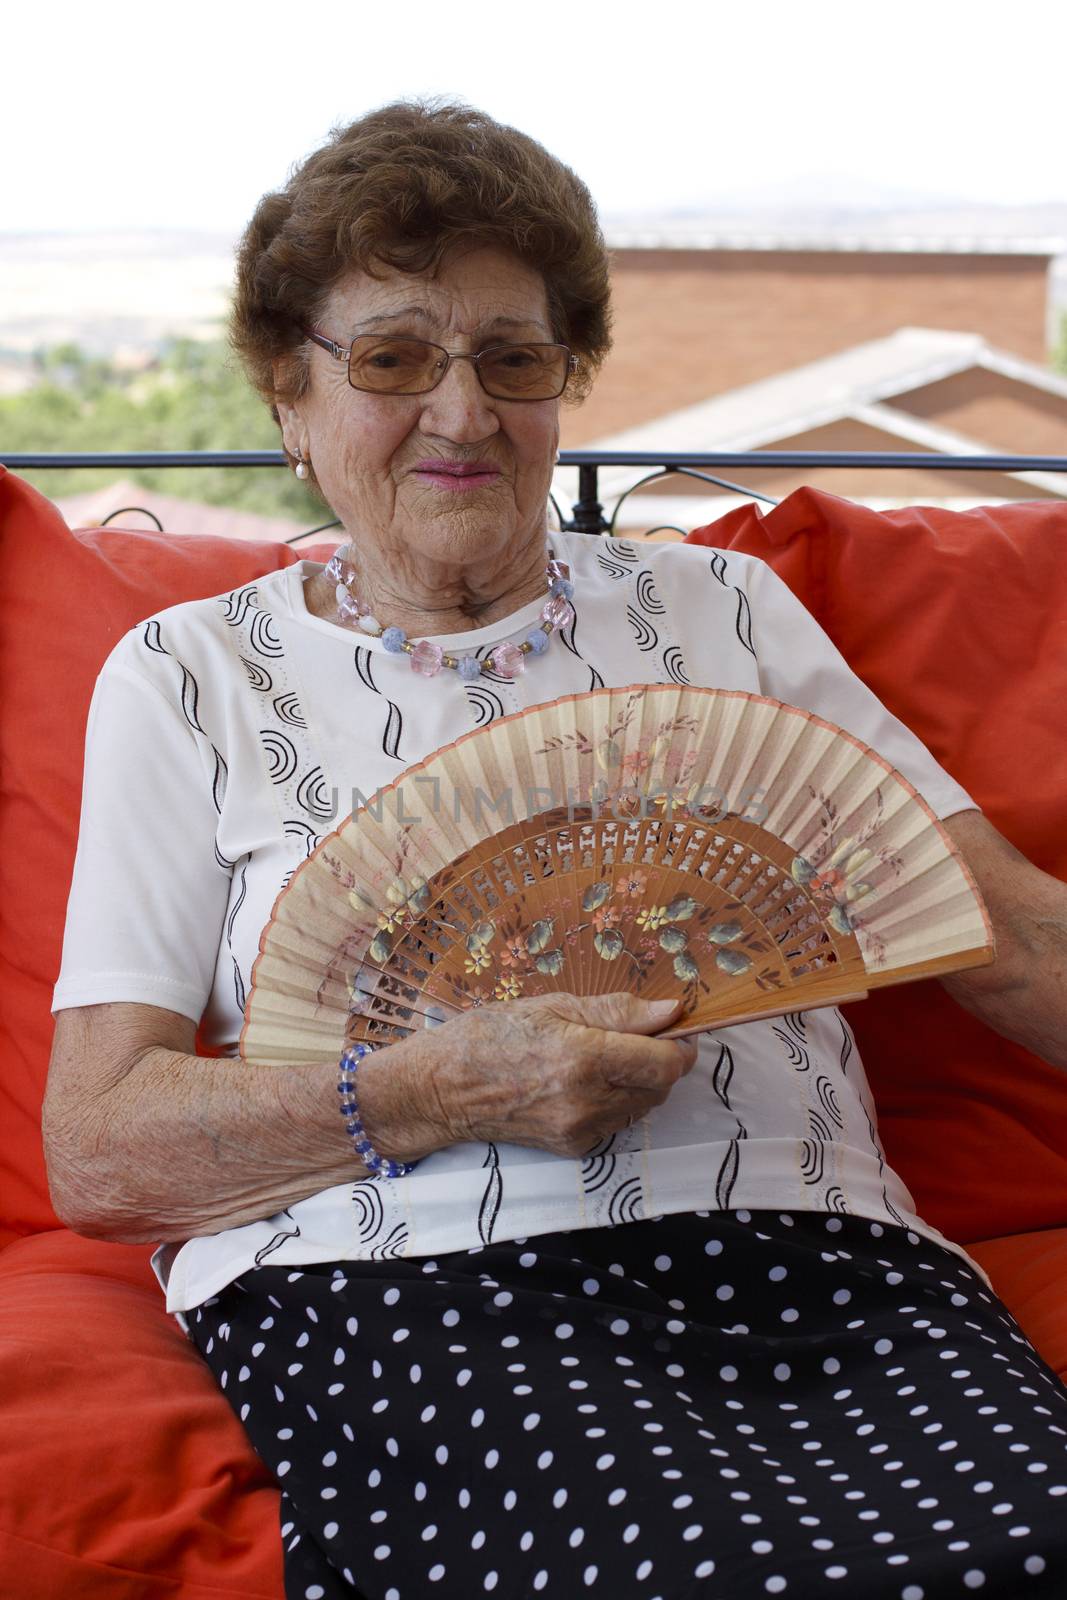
[{"xmin": 52, "ymin": 534, "xmax": 984, "ymax": 1318}]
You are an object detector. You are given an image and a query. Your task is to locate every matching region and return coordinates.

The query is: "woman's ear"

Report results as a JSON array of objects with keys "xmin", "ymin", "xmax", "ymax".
[{"xmin": 275, "ymin": 396, "xmax": 307, "ymax": 463}]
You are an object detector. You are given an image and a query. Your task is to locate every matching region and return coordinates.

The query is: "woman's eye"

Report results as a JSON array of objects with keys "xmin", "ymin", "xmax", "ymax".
[{"xmin": 494, "ymin": 348, "xmax": 537, "ymax": 368}]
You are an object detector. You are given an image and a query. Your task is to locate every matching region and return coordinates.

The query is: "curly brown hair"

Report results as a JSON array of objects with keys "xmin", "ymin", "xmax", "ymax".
[{"xmin": 230, "ymin": 100, "xmax": 613, "ymax": 462}]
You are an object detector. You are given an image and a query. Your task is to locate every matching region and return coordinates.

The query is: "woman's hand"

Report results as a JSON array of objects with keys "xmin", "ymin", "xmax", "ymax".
[{"xmin": 364, "ymin": 993, "xmax": 698, "ymax": 1161}]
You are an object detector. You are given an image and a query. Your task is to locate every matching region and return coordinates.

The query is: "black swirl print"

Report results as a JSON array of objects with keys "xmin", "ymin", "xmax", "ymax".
[
  {"xmin": 557, "ymin": 604, "xmax": 605, "ymax": 690},
  {"xmin": 352, "ymin": 645, "xmax": 404, "ymax": 761},
  {"xmin": 607, "ymin": 1176, "xmax": 644, "ymax": 1225},
  {"xmin": 707, "ymin": 551, "xmax": 756, "ymax": 657},
  {"xmin": 272, "ymin": 691, "xmax": 307, "ymax": 728},
  {"xmin": 220, "ymin": 584, "xmax": 258, "ymax": 628},
  {"xmin": 465, "ymin": 684, "xmax": 506, "ymax": 727},
  {"xmin": 771, "ymin": 1012, "xmax": 812, "ymax": 1071},
  {"xmin": 249, "ymin": 609, "xmax": 284, "ymax": 658},
  {"xmin": 260, "ymin": 729, "xmax": 299, "ymax": 785},
  {"xmin": 239, "ymin": 656, "xmax": 273, "ymax": 692},
  {"xmin": 478, "ymin": 1145, "xmax": 503, "ymax": 1245},
  {"xmin": 711, "ymin": 1041, "xmax": 735, "ymax": 1109},
  {"xmin": 626, "ymin": 603, "xmax": 658, "ymax": 653},
  {"xmin": 252, "ymin": 1211, "xmax": 301, "ymax": 1267}
]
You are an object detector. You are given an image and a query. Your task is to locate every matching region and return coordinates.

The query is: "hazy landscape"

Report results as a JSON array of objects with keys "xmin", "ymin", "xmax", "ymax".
[{"xmin": 3, "ymin": 194, "xmax": 1067, "ymax": 395}]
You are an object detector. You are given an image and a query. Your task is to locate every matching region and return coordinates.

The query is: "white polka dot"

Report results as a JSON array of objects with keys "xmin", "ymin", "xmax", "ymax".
[
  {"xmin": 373, "ymin": 1545, "xmax": 391, "ymax": 1560},
  {"xmin": 428, "ymin": 1564, "xmax": 446, "ymax": 1582},
  {"xmin": 753, "ymin": 1539, "xmax": 773, "ymax": 1554},
  {"xmin": 901, "ymin": 1588, "xmax": 924, "ymax": 1600},
  {"xmin": 533, "ymin": 1573, "xmax": 548, "ymax": 1591},
  {"xmin": 484, "ymin": 1572, "xmax": 498, "ymax": 1591},
  {"xmin": 823, "ymin": 1358, "xmax": 841, "ymax": 1375},
  {"xmin": 716, "ymin": 1284, "xmax": 735, "ymax": 1301},
  {"xmin": 610, "ymin": 1318, "xmax": 630, "ymax": 1336},
  {"xmin": 695, "ymin": 1559, "xmax": 716, "ymax": 1577},
  {"xmin": 494, "ymin": 1291, "xmax": 513, "ymax": 1307},
  {"xmin": 277, "ymin": 1461, "xmax": 291, "ymax": 1477},
  {"xmin": 962, "ymin": 1574, "xmax": 986, "ymax": 1590},
  {"xmin": 774, "ymin": 1364, "xmax": 792, "ymax": 1383},
  {"xmin": 537, "ymin": 1451, "xmax": 554, "ymax": 1470},
  {"xmin": 623, "ymin": 1523, "xmax": 640, "ymax": 1543},
  {"xmin": 306, "ymin": 1587, "xmax": 325, "ymax": 1598},
  {"xmin": 583, "ymin": 1278, "xmax": 600, "ymax": 1295},
  {"xmin": 682, "ymin": 1524, "xmax": 703, "ymax": 1541},
  {"xmin": 705, "ymin": 1239, "xmax": 724, "ymax": 1256},
  {"xmin": 781, "ymin": 1308, "xmax": 799, "ymax": 1323},
  {"xmin": 383, "ymin": 1287, "xmax": 400, "ymax": 1305},
  {"xmin": 636, "ymin": 1559, "xmax": 652, "ymax": 1579},
  {"xmin": 765, "ymin": 1580, "xmax": 787, "ymax": 1595},
  {"xmin": 608, "ymin": 1487, "xmax": 627, "ymax": 1505},
  {"xmin": 768, "ymin": 1266, "xmax": 788, "ymax": 1281},
  {"xmin": 833, "ymin": 1289, "xmax": 851, "ymax": 1306},
  {"xmin": 555, "ymin": 1323, "xmax": 574, "ymax": 1340},
  {"xmin": 569, "ymin": 1527, "xmax": 585, "ymax": 1548},
  {"xmin": 584, "ymin": 1565, "xmax": 600, "ymax": 1585},
  {"xmin": 719, "ymin": 1365, "xmax": 739, "ymax": 1382},
  {"xmin": 825, "ymin": 1568, "xmax": 848, "ymax": 1580},
  {"xmin": 874, "ymin": 1339, "xmax": 893, "ymax": 1355},
  {"xmin": 1025, "ymin": 1556, "xmax": 1047, "ymax": 1575}
]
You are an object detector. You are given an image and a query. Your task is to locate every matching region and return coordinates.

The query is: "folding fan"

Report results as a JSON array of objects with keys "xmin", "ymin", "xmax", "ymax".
[{"xmin": 240, "ymin": 685, "xmax": 993, "ymax": 1065}]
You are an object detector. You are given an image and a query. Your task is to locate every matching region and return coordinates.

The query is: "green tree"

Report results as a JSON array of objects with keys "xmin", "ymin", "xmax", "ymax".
[{"xmin": 0, "ymin": 335, "xmax": 331, "ymax": 529}]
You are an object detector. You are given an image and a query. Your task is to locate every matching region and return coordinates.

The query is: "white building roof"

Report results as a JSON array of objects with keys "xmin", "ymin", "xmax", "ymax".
[{"xmin": 555, "ymin": 327, "xmax": 1067, "ymax": 527}]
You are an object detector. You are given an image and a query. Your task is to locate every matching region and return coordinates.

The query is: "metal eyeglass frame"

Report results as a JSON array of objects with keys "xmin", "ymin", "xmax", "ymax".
[{"xmin": 301, "ymin": 326, "xmax": 578, "ymax": 400}]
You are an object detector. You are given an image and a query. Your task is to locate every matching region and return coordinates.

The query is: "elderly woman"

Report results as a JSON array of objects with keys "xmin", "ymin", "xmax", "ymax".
[{"xmin": 45, "ymin": 103, "xmax": 1067, "ymax": 1600}]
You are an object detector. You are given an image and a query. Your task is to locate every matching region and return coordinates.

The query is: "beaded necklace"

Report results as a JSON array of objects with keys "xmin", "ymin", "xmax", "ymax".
[{"xmin": 323, "ymin": 548, "xmax": 575, "ymax": 681}]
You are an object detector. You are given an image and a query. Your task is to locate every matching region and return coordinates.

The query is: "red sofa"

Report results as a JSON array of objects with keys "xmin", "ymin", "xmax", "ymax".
[{"xmin": 1, "ymin": 467, "xmax": 1065, "ymax": 1597}]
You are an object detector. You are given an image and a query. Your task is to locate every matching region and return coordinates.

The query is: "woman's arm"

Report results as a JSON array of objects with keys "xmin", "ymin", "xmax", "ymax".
[
  {"xmin": 42, "ymin": 993, "xmax": 696, "ymax": 1244},
  {"xmin": 42, "ymin": 1003, "xmax": 432, "ymax": 1243},
  {"xmin": 938, "ymin": 810, "xmax": 1067, "ymax": 1070}
]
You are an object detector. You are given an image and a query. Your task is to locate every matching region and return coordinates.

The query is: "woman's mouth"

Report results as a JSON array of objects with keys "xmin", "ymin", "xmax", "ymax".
[{"xmin": 411, "ymin": 460, "xmax": 502, "ymax": 492}]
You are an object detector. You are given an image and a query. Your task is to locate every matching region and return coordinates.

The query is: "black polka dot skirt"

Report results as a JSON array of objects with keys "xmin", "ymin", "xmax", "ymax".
[{"xmin": 190, "ymin": 1210, "xmax": 1067, "ymax": 1600}]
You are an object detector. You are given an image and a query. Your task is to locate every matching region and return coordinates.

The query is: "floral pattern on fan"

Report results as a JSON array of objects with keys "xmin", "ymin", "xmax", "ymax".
[{"xmin": 239, "ymin": 685, "xmax": 994, "ymax": 1067}]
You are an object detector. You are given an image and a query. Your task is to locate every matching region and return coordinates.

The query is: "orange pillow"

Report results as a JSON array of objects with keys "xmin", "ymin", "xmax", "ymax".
[
  {"xmin": 0, "ymin": 1229, "xmax": 281, "ymax": 1595},
  {"xmin": 687, "ymin": 486, "xmax": 1067, "ymax": 1243},
  {"xmin": 0, "ymin": 466, "xmax": 327, "ymax": 1238}
]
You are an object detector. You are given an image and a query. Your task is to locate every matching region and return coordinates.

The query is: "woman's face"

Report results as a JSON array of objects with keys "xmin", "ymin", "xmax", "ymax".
[{"xmin": 278, "ymin": 246, "xmax": 562, "ymax": 575}]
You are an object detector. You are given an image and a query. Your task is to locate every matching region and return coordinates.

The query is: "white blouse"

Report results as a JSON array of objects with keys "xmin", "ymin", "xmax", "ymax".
[{"xmin": 52, "ymin": 533, "xmax": 986, "ymax": 1319}]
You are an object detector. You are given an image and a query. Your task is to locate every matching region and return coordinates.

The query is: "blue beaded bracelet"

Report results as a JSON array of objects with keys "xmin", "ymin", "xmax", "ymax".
[{"xmin": 337, "ymin": 1042, "xmax": 417, "ymax": 1179}]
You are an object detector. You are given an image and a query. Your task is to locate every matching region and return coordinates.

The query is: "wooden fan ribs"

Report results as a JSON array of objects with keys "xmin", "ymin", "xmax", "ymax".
[{"xmin": 239, "ymin": 686, "xmax": 993, "ymax": 1066}]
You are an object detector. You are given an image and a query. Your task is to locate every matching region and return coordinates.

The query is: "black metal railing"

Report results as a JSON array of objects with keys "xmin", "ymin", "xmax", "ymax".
[{"xmin": 5, "ymin": 450, "xmax": 1067, "ymax": 540}]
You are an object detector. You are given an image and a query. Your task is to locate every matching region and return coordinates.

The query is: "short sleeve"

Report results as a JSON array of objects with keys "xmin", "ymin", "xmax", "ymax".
[
  {"xmin": 51, "ymin": 648, "xmax": 231, "ymax": 1022},
  {"xmin": 746, "ymin": 558, "xmax": 978, "ymax": 821}
]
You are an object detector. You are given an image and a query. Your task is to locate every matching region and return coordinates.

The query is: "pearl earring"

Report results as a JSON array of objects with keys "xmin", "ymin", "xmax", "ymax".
[{"xmin": 294, "ymin": 451, "xmax": 309, "ymax": 480}]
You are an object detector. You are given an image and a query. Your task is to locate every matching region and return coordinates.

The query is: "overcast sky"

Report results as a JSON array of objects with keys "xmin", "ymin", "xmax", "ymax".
[{"xmin": 4, "ymin": 0, "xmax": 1065, "ymax": 236}]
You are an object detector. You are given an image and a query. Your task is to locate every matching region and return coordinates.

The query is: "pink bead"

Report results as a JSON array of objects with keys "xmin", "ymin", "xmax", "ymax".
[
  {"xmin": 326, "ymin": 554, "xmax": 357, "ymax": 587},
  {"xmin": 491, "ymin": 641, "xmax": 526, "ymax": 679},
  {"xmin": 547, "ymin": 559, "xmax": 571, "ymax": 580},
  {"xmin": 541, "ymin": 595, "xmax": 574, "ymax": 630},
  {"xmin": 337, "ymin": 591, "xmax": 362, "ymax": 626},
  {"xmin": 410, "ymin": 639, "xmax": 444, "ymax": 677}
]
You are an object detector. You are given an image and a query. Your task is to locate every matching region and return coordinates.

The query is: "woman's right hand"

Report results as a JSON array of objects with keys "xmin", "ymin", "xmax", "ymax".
[{"xmin": 367, "ymin": 993, "xmax": 699, "ymax": 1161}]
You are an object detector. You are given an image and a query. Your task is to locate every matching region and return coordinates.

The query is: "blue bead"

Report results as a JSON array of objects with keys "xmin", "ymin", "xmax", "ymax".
[
  {"xmin": 525, "ymin": 628, "xmax": 549, "ymax": 654},
  {"xmin": 382, "ymin": 627, "xmax": 407, "ymax": 653},
  {"xmin": 550, "ymin": 578, "xmax": 574, "ymax": 600},
  {"xmin": 458, "ymin": 655, "xmax": 482, "ymax": 681}
]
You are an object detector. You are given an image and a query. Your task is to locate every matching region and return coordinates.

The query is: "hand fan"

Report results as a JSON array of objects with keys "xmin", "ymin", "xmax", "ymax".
[{"xmin": 240, "ymin": 684, "xmax": 993, "ymax": 1065}]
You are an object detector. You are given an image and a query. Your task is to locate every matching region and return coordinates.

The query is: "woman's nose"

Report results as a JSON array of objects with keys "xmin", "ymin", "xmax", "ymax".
[{"xmin": 419, "ymin": 356, "xmax": 499, "ymax": 442}]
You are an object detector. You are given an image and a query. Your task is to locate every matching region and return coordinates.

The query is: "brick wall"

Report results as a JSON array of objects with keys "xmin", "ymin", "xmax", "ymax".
[{"xmin": 561, "ymin": 249, "xmax": 1053, "ymax": 447}]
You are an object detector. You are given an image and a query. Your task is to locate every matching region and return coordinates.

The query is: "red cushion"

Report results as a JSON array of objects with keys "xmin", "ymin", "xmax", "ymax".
[
  {"xmin": 968, "ymin": 1227, "xmax": 1067, "ymax": 1384},
  {"xmin": 687, "ymin": 487, "xmax": 1067, "ymax": 1244},
  {"xmin": 0, "ymin": 1229, "xmax": 281, "ymax": 1597},
  {"xmin": 0, "ymin": 466, "xmax": 329, "ymax": 1238}
]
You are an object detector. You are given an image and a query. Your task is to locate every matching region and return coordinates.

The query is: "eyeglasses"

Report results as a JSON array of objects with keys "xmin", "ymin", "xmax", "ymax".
[{"xmin": 302, "ymin": 327, "xmax": 577, "ymax": 401}]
